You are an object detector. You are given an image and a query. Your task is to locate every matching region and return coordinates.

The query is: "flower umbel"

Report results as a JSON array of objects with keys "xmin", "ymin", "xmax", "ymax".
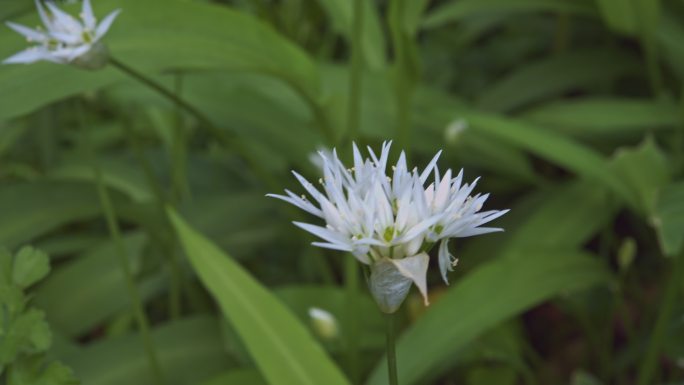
[
  {"xmin": 269, "ymin": 142, "xmax": 509, "ymax": 313},
  {"xmin": 3, "ymin": 0, "xmax": 120, "ymax": 69}
]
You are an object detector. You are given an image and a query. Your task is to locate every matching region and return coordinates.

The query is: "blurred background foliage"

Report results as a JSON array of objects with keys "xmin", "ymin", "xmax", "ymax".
[{"xmin": 0, "ymin": 0, "xmax": 683, "ymax": 384}]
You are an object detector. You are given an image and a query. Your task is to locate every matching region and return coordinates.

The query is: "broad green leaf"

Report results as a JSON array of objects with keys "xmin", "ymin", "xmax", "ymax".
[
  {"xmin": 0, "ymin": 181, "xmax": 120, "ymax": 249},
  {"xmin": 33, "ymin": 233, "xmax": 164, "ymax": 337},
  {"xmin": 366, "ymin": 250, "xmax": 611, "ymax": 385},
  {"xmin": 0, "ymin": 0, "xmax": 320, "ymax": 121},
  {"xmin": 462, "ymin": 112, "xmax": 632, "ymax": 201},
  {"xmin": 521, "ymin": 98, "xmax": 680, "ymax": 137},
  {"xmin": 64, "ymin": 316, "xmax": 232, "ymax": 385},
  {"xmin": 658, "ymin": 14, "xmax": 684, "ymax": 81},
  {"xmin": 503, "ymin": 181, "xmax": 614, "ymax": 252},
  {"xmin": 424, "ymin": 0, "xmax": 596, "ymax": 29},
  {"xmin": 653, "ymin": 182, "xmax": 684, "ymax": 256},
  {"xmin": 476, "ymin": 50, "xmax": 639, "ymax": 112},
  {"xmin": 595, "ymin": 0, "xmax": 660, "ymax": 37},
  {"xmin": 608, "ymin": 138, "xmax": 670, "ymax": 216},
  {"xmin": 168, "ymin": 209, "xmax": 351, "ymax": 385},
  {"xmin": 12, "ymin": 246, "xmax": 50, "ymax": 289},
  {"xmin": 314, "ymin": 0, "xmax": 386, "ymax": 69}
]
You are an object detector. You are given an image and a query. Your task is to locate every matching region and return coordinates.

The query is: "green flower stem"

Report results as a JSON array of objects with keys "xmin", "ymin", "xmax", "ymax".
[
  {"xmin": 122, "ymin": 122, "xmax": 183, "ymax": 320},
  {"xmin": 636, "ymin": 251, "xmax": 684, "ymax": 385},
  {"xmin": 385, "ymin": 312, "xmax": 399, "ymax": 385},
  {"xmin": 171, "ymin": 73, "xmax": 190, "ymax": 203},
  {"xmin": 78, "ymin": 106, "xmax": 164, "ymax": 385},
  {"xmin": 388, "ymin": 0, "xmax": 414, "ymax": 157},
  {"xmin": 108, "ymin": 57, "xmax": 279, "ymax": 190}
]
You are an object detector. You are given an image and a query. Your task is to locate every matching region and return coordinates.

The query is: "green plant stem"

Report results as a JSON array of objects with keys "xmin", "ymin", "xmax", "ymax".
[
  {"xmin": 385, "ymin": 313, "xmax": 399, "ymax": 385},
  {"xmin": 122, "ymin": 122, "xmax": 183, "ymax": 320},
  {"xmin": 109, "ymin": 57, "xmax": 279, "ymax": 190},
  {"xmin": 388, "ymin": 0, "xmax": 414, "ymax": 156},
  {"xmin": 344, "ymin": 257, "xmax": 360, "ymax": 383},
  {"xmin": 636, "ymin": 251, "xmax": 684, "ymax": 385},
  {"xmin": 171, "ymin": 72, "xmax": 190, "ymax": 203},
  {"xmin": 78, "ymin": 110, "xmax": 164, "ymax": 385}
]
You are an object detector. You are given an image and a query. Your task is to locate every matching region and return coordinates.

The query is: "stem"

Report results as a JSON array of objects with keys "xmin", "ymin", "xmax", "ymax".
[
  {"xmin": 171, "ymin": 73, "xmax": 190, "ymax": 203},
  {"xmin": 344, "ymin": 258, "xmax": 360, "ymax": 383},
  {"xmin": 344, "ymin": 0, "xmax": 364, "ymax": 145},
  {"xmin": 636, "ymin": 252, "xmax": 684, "ymax": 385},
  {"xmin": 109, "ymin": 57, "xmax": 279, "ymax": 190},
  {"xmin": 77, "ymin": 105, "xmax": 165, "ymax": 385},
  {"xmin": 385, "ymin": 313, "xmax": 399, "ymax": 385},
  {"xmin": 388, "ymin": 0, "xmax": 414, "ymax": 156},
  {"xmin": 122, "ymin": 122, "xmax": 183, "ymax": 320}
]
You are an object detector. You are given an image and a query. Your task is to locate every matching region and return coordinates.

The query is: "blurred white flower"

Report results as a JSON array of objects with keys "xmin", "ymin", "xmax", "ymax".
[
  {"xmin": 308, "ymin": 307, "xmax": 339, "ymax": 340},
  {"xmin": 3, "ymin": 0, "xmax": 120, "ymax": 69},
  {"xmin": 269, "ymin": 141, "xmax": 508, "ymax": 312},
  {"xmin": 445, "ymin": 118, "xmax": 468, "ymax": 143}
]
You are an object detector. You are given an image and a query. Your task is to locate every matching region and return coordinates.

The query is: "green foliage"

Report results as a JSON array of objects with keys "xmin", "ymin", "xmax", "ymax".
[
  {"xmin": 0, "ymin": 247, "xmax": 79, "ymax": 385},
  {"xmin": 0, "ymin": 0, "xmax": 683, "ymax": 384}
]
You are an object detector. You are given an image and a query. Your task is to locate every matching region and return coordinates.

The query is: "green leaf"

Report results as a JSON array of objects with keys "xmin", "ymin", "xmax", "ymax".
[
  {"xmin": 608, "ymin": 138, "xmax": 670, "ymax": 216},
  {"xmin": 12, "ymin": 246, "xmax": 50, "ymax": 289},
  {"xmin": 0, "ymin": 309, "xmax": 52, "ymax": 365},
  {"xmin": 366, "ymin": 250, "xmax": 611, "ymax": 385},
  {"xmin": 64, "ymin": 316, "xmax": 232, "ymax": 385},
  {"xmin": 32, "ymin": 233, "xmax": 163, "ymax": 337},
  {"xmin": 476, "ymin": 50, "xmax": 639, "ymax": 112},
  {"xmin": 314, "ymin": 0, "xmax": 386, "ymax": 69},
  {"xmin": 0, "ymin": 181, "xmax": 118, "ymax": 249},
  {"xmin": 653, "ymin": 181, "xmax": 684, "ymax": 256},
  {"xmin": 521, "ymin": 98, "xmax": 681, "ymax": 137},
  {"xmin": 8, "ymin": 358, "xmax": 79, "ymax": 385},
  {"xmin": 423, "ymin": 0, "xmax": 596, "ymax": 29},
  {"xmin": 168, "ymin": 208, "xmax": 351, "ymax": 385},
  {"xmin": 595, "ymin": 0, "xmax": 660, "ymax": 37}
]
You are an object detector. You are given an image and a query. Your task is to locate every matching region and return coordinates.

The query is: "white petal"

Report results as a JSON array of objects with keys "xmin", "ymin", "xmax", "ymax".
[
  {"xmin": 35, "ymin": 0, "xmax": 54, "ymax": 32},
  {"xmin": 390, "ymin": 253, "xmax": 430, "ymax": 305},
  {"xmin": 95, "ymin": 9, "xmax": 121, "ymax": 39},
  {"xmin": 419, "ymin": 150, "xmax": 442, "ymax": 184},
  {"xmin": 45, "ymin": 2, "xmax": 83, "ymax": 33},
  {"xmin": 6, "ymin": 22, "xmax": 48, "ymax": 42},
  {"xmin": 454, "ymin": 227, "xmax": 504, "ymax": 237},
  {"xmin": 3, "ymin": 47, "xmax": 52, "ymax": 64},
  {"xmin": 311, "ymin": 241, "xmax": 353, "ymax": 252},
  {"xmin": 81, "ymin": 0, "xmax": 96, "ymax": 30},
  {"xmin": 293, "ymin": 222, "xmax": 350, "ymax": 245},
  {"xmin": 266, "ymin": 192, "xmax": 323, "ymax": 217},
  {"xmin": 438, "ymin": 239, "xmax": 454, "ymax": 284}
]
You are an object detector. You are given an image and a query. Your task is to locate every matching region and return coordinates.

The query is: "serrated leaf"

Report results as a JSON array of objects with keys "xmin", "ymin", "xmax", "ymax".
[{"xmin": 12, "ymin": 246, "xmax": 50, "ymax": 289}]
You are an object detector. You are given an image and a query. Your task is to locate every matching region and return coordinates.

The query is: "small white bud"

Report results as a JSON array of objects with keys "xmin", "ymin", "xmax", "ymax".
[{"xmin": 308, "ymin": 307, "xmax": 339, "ymax": 340}]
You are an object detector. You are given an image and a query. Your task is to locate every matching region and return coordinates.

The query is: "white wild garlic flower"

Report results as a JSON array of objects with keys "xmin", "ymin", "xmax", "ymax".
[
  {"xmin": 268, "ymin": 142, "xmax": 508, "ymax": 313},
  {"xmin": 3, "ymin": 0, "xmax": 120, "ymax": 69}
]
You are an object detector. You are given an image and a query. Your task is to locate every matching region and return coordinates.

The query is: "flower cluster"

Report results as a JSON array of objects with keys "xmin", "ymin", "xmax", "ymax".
[
  {"xmin": 3, "ymin": 0, "xmax": 120, "ymax": 69},
  {"xmin": 269, "ymin": 142, "xmax": 508, "ymax": 312}
]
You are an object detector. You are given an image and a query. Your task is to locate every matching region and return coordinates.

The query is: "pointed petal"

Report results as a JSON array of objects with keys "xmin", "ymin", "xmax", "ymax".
[
  {"xmin": 293, "ymin": 222, "xmax": 350, "ymax": 245},
  {"xmin": 5, "ymin": 22, "xmax": 48, "ymax": 42},
  {"xmin": 35, "ymin": 0, "xmax": 54, "ymax": 31},
  {"xmin": 438, "ymin": 239, "xmax": 454, "ymax": 285},
  {"xmin": 81, "ymin": 0, "xmax": 96, "ymax": 30},
  {"xmin": 419, "ymin": 150, "xmax": 442, "ymax": 184},
  {"xmin": 45, "ymin": 2, "xmax": 82, "ymax": 33},
  {"xmin": 95, "ymin": 9, "xmax": 121, "ymax": 39},
  {"xmin": 390, "ymin": 253, "xmax": 430, "ymax": 305},
  {"xmin": 454, "ymin": 227, "xmax": 504, "ymax": 237},
  {"xmin": 3, "ymin": 47, "xmax": 52, "ymax": 64}
]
